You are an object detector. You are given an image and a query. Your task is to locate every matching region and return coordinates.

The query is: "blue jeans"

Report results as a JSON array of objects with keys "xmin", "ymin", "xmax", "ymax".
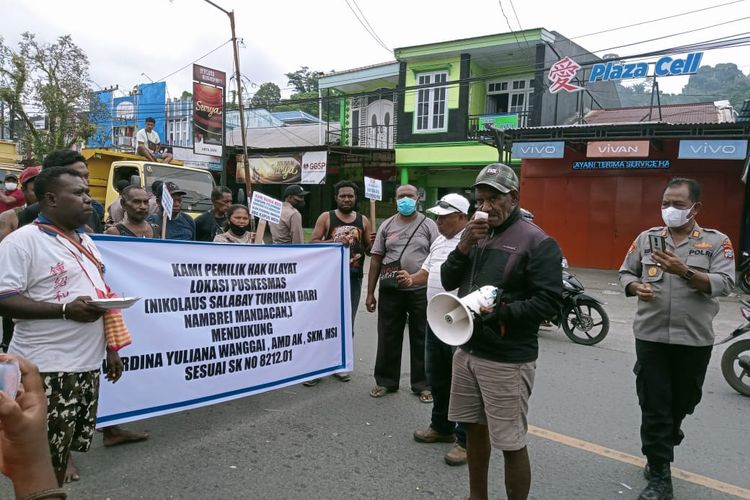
[{"xmin": 426, "ymin": 324, "xmax": 466, "ymax": 447}]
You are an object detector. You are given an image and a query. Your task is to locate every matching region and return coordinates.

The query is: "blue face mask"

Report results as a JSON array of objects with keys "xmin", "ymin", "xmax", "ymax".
[{"xmin": 397, "ymin": 197, "xmax": 417, "ymax": 216}]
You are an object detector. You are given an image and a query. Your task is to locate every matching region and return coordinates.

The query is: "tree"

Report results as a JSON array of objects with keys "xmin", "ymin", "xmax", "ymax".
[
  {"xmin": 249, "ymin": 82, "xmax": 281, "ymax": 109},
  {"xmin": 681, "ymin": 63, "xmax": 750, "ymax": 109},
  {"xmin": 0, "ymin": 32, "xmax": 97, "ymax": 160},
  {"xmin": 180, "ymin": 90, "xmax": 193, "ymax": 100},
  {"xmin": 284, "ymin": 66, "xmax": 323, "ymax": 94}
]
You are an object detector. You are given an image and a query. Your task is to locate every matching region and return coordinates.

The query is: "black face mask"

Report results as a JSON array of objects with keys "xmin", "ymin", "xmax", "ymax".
[
  {"xmin": 229, "ymin": 222, "xmax": 248, "ymax": 236},
  {"xmin": 292, "ymin": 199, "xmax": 306, "ymax": 210}
]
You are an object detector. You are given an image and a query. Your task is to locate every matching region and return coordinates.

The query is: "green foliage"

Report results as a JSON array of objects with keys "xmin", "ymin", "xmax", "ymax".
[
  {"xmin": 284, "ymin": 66, "xmax": 323, "ymax": 94},
  {"xmin": 0, "ymin": 33, "xmax": 97, "ymax": 160},
  {"xmin": 249, "ymin": 82, "xmax": 281, "ymax": 109}
]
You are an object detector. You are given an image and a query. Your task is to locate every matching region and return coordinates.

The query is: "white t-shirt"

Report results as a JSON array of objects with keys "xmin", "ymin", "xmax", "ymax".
[
  {"xmin": 0, "ymin": 224, "xmax": 107, "ymax": 372},
  {"xmin": 136, "ymin": 128, "xmax": 160, "ymax": 151},
  {"xmin": 421, "ymin": 229, "xmax": 465, "ymax": 301}
]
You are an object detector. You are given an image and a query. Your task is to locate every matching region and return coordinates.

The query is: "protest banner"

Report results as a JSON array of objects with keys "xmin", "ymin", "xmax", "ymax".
[
  {"xmin": 93, "ymin": 236, "xmax": 352, "ymax": 426},
  {"xmin": 250, "ymin": 191, "xmax": 282, "ymax": 224}
]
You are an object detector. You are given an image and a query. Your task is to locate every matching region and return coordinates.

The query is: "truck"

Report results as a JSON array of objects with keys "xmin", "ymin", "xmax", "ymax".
[{"xmin": 82, "ymin": 149, "xmax": 216, "ymax": 218}]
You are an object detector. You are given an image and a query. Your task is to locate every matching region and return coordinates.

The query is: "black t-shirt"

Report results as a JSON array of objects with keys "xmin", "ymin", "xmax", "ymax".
[
  {"xmin": 195, "ymin": 210, "xmax": 226, "ymax": 242},
  {"xmin": 18, "ymin": 203, "xmax": 104, "ymax": 234},
  {"xmin": 326, "ymin": 211, "xmax": 366, "ymax": 276}
]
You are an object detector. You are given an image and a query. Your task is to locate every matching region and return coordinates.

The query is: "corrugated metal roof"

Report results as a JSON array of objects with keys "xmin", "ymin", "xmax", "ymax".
[
  {"xmin": 227, "ymin": 123, "xmax": 340, "ymax": 149},
  {"xmin": 584, "ymin": 102, "xmax": 725, "ymax": 125}
]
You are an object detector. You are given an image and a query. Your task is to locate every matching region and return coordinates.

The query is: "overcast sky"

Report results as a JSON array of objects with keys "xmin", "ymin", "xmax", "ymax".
[{"xmin": 2, "ymin": 0, "xmax": 749, "ymax": 101}]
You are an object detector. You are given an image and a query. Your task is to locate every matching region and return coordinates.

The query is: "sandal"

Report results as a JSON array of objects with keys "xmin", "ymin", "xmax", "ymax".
[
  {"xmin": 369, "ymin": 386, "xmax": 396, "ymax": 398},
  {"xmin": 418, "ymin": 390, "xmax": 433, "ymax": 404}
]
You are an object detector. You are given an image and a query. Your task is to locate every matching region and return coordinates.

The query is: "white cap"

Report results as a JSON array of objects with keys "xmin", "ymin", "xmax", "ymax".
[{"xmin": 427, "ymin": 193, "xmax": 470, "ymax": 216}]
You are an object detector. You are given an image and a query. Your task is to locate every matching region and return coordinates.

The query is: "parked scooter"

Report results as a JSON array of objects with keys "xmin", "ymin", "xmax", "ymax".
[
  {"xmin": 738, "ymin": 251, "xmax": 750, "ymax": 294},
  {"xmin": 519, "ymin": 209, "xmax": 610, "ymax": 345},
  {"xmin": 552, "ymin": 263, "xmax": 610, "ymax": 345},
  {"xmin": 719, "ymin": 299, "xmax": 750, "ymax": 397}
]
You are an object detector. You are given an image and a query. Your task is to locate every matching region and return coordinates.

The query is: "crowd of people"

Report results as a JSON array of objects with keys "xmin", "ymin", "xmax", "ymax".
[{"xmin": 0, "ymin": 148, "xmax": 737, "ymax": 500}]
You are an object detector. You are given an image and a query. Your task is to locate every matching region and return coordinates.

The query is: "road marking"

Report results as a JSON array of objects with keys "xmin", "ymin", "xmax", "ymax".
[{"xmin": 528, "ymin": 425, "xmax": 750, "ymax": 499}]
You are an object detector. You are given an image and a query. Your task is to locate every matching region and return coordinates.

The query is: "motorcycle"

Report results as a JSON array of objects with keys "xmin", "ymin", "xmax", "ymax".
[
  {"xmin": 551, "ymin": 264, "xmax": 610, "ymax": 346},
  {"xmin": 738, "ymin": 251, "xmax": 750, "ymax": 294},
  {"xmin": 719, "ymin": 299, "xmax": 750, "ymax": 397}
]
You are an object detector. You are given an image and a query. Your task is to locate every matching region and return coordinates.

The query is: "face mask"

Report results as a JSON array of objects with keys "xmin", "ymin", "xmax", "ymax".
[
  {"xmin": 292, "ymin": 199, "xmax": 306, "ymax": 210},
  {"xmin": 4, "ymin": 182, "xmax": 17, "ymax": 191},
  {"xmin": 397, "ymin": 197, "xmax": 417, "ymax": 216},
  {"xmin": 661, "ymin": 205, "xmax": 695, "ymax": 228},
  {"xmin": 229, "ymin": 222, "xmax": 248, "ymax": 236}
]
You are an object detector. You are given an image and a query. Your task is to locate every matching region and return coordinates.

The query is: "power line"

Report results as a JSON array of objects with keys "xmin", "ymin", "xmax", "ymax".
[
  {"xmin": 342, "ymin": 0, "xmax": 391, "ymax": 53},
  {"xmin": 156, "ymin": 39, "xmax": 233, "ymax": 82},
  {"xmin": 350, "ymin": 0, "xmax": 390, "ymax": 50},
  {"xmin": 508, "ymin": 0, "xmax": 530, "ymax": 47},
  {"xmin": 571, "ymin": 0, "xmax": 747, "ymax": 40},
  {"xmin": 497, "ymin": 0, "xmax": 523, "ymax": 49}
]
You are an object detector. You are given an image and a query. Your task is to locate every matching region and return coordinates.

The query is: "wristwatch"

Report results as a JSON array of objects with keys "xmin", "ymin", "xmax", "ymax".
[{"xmin": 681, "ymin": 268, "xmax": 696, "ymax": 281}]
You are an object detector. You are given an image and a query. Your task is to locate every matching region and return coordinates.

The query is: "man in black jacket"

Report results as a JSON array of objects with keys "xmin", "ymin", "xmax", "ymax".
[{"xmin": 441, "ymin": 163, "xmax": 562, "ymax": 500}]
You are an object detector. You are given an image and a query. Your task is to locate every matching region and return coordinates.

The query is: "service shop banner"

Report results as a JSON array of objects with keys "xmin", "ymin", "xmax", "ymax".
[
  {"xmin": 236, "ymin": 151, "xmax": 327, "ymax": 184},
  {"xmin": 93, "ymin": 236, "xmax": 352, "ymax": 426}
]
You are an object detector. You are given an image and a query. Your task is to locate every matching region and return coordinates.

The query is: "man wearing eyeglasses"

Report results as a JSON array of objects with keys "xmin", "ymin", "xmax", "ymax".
[
  {"xmin": 441, "ymin": 164, "xmax": 563, "ymax": 500},
  {"xmin": 396, "ymin": 193, "xmax": 470, "ymax": 467}
]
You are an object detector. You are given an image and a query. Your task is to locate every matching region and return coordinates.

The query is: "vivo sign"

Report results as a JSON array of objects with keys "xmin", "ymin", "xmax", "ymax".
[
  {"xmin": 678, "ymin": 140, "xmax": 748, "ymax": 160},
  {"xmin": 589, "ymin": 52, "xmax": 703, "ymax": 83},
  {"xmin": 511, "ymin": 141, "xmax": 565, "ymax": 159}
]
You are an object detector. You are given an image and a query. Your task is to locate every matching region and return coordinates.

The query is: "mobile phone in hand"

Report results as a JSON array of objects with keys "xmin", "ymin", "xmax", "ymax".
[
  {"xmin": 648, "ymin": 234, "xmax": 667, "ymax": 253},
  {"xmin": 0, "ymin": 359, "xmax": 20, "ymax": 400}
]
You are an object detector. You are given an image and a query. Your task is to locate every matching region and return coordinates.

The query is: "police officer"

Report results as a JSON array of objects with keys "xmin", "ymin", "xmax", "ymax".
[{"xmin": 619, "ymin": 177, "xmax": 735, "ymax": 500}]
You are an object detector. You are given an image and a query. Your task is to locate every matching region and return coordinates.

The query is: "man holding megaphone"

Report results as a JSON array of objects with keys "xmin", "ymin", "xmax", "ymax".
[{"xmin": 440, "ymin": 163, "xmax": 563, "ymax": 500}]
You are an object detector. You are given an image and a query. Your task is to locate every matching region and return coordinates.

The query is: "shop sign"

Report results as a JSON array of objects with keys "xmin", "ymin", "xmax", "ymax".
[
  {"xmin": 678, "ymin": 140, "xmax": 748, "ymax": 160},
  {"xmin": 511, "ymin": 141, "xmax": 565, "ymax": 159},
  {"xmin": 236, "ymin": 151, "xmax": 327, "ymax": 184},
  {"xmin": 573, "ymin": 160, "xmax": 670, "ymax": 170},
  {"xmin": 589, "ymin": 52, "xmax": 702, "ymax": 82},
  {"xmin": 587, "ymin": 140, "xmax": 649, "ymax": 158},
  {"xmin": 478, "ymin": 113, "xmax": 519, "ymax": 131}
]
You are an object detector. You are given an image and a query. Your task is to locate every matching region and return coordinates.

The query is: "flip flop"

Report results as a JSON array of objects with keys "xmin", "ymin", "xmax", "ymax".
[
  {"xmin": 418, "ymin": 390, "xmax": 433, "ymax": 404},
  {"xmin": 369, "ymin": 386, "xmax": 396, "ymax": 398}
]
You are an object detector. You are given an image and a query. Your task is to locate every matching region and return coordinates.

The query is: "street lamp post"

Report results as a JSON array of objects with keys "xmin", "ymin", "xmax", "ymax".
[{"xmin": 202, "ymin": 0, "xmax": 253, "ymax": 204}]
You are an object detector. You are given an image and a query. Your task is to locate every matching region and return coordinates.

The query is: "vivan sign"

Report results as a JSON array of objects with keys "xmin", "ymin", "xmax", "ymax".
[
  {"xmin": 587, "ymin": 141, "xmax": 650, "ymax": 158},
  {"xmin": 678, "ymin": 140, "xmax": 748, "ymax": 160},
  {"xmin": 511, "ymin": 141, "xmax": 565, "ymax": 159}
]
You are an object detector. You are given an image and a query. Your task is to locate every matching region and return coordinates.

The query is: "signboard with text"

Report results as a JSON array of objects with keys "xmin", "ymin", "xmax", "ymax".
[
  {"xmin": 250, "ymin": 191, "xmax": 283, "ymax": 224},
  {"xmin": 236, "ymin": 152, "xmax": 327, "ymax": 184},
  {"xmin": 587, "ymin": 140, "xmax": 650, "ymax": 158},
  {"xmin": 573, "ymin": 160, "xmax": 670, "ymax": 170},
  {"xmin": 94, "ymin": 237, "xmax": 352, "ymax": 426},
  {"xmin": 364, "ymin": 176, "xmax": 382, "ymax": 201},
  {"xmin": 193, "ymin": 64, "xmax": 225, "ymax": 157},
  {"xmin": 478, "ymin": 113, "xmax": 518, "ymax": 131},
  {"xmin": 678, "ymin": 140, "xmax": 748, "ymax": 160},
  {"xmin": 512, "ymin": 141, "xmax": 565, "ymax": 159}
]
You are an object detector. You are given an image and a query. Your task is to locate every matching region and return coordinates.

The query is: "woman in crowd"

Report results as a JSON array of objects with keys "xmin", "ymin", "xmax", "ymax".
[{"xmin": 213, "ymin": 204, "xmax": 254, "ymax": 244}]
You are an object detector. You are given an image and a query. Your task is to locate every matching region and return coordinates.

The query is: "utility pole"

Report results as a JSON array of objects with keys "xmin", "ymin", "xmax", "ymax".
[{"xmin": 203, "ymin": 0, "xmax": 252, "ymax": 203}]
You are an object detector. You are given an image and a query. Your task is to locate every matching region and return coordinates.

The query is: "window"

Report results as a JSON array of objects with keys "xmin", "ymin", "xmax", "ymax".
[
  {"xmin": 415, "ymin": 71, "xmax": 448, "ymax": 132},
  {"xmin": 486, "ymin": 78, "xmax": 534, "ymax": 126}
]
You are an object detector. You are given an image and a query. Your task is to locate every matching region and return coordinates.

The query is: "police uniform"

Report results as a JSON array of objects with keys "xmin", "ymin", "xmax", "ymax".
[{"xmin": 619, "ymin": 223, "xmax": 735, "ymax": 466}]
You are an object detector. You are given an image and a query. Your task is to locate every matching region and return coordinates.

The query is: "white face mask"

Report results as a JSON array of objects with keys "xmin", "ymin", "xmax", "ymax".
[
  {"xmin": 4, "ymin": 182, "xmax": 17, "ymax": 191},
  {"xmin": 661, "ymin": 205, "xmax": 695, "ymax": 228}
]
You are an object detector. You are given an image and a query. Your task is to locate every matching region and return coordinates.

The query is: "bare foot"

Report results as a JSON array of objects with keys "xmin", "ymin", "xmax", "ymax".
[
  {"xmin": 102, "ymin": 425, "xmax": 150, "ymax": 447},
  {"xmin": 64, "ymin": 454, "xmax": 80, "ymax": 483}
]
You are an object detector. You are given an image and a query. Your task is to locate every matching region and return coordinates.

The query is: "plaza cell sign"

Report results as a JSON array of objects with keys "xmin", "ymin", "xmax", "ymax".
[
  {"xmin": 511, "ymin": 141, "xmax": 565, "ymax": 159},
  {"xmin": 678, "ymin": 140, "xmax": 748, "ymax": 160},
  {"xmin": 547, "ymin": 52, "xmax": 703, "ymax": 93}
]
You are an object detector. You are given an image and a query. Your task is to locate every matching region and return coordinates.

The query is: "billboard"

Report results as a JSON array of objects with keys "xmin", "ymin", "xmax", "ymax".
[
  {"xmin": 193, "ymin": 64, "xmax": 226, "ymax": 156},
  {"xmin": 236, "ymin": 152, "xmax": 327, "ymax": 184}
]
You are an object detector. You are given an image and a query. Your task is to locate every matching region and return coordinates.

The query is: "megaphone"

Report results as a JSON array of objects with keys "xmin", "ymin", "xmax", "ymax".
[{"xmin": 426, "ymin": 286, "xmax": 498, "ymax": 346}]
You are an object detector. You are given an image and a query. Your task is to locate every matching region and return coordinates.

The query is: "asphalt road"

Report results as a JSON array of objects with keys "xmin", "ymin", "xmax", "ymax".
[{"xmin": 1, "ymin": 267, "xmax": 748, "ymax": 499}]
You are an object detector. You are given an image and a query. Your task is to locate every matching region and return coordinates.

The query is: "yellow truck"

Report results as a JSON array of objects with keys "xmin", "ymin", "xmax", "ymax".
[
  {"xmin": 0, "ymin": 141, "xmax": 23, "ymax": 183},
  {"xmin": 82, "ymin": 149, "xmax": 216, "ymax": 218}
]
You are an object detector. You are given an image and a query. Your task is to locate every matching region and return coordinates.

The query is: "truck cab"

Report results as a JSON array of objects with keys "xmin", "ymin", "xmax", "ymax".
[{"xmin": 82, "ymin": 149, "xmax": 216, "ymax": 219}]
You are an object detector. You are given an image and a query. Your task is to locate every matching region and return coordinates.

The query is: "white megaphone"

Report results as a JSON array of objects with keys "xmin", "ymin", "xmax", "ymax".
[{"xmin": 426, "ymin": 286, "xmax": 498, "ymax": 346}]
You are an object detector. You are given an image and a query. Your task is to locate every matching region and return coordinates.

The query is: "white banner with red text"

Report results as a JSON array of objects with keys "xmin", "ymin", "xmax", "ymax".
[{"xmin": 92, "ymin": 236, "xmax": 352, "ymax": 426}]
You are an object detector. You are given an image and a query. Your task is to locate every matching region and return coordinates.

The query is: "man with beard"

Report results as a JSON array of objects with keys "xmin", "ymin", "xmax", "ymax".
[
  {"xmin": 0, "ymin": 167, "xmax": 124, "ymax": 486},
  {"xmin": 305, "ymin": 180, "xmax": 374, "ymax": 385},
  {"xmin": 195, "ymin": 186, "xmax": 232, "ymax": 242},
  {"xmin": 269, "ymin": 184, "xmax": 307, "ymax": 244},
  {"xmin": 105, "ymin": 186, "xmax": 161, "ymax": 239}
]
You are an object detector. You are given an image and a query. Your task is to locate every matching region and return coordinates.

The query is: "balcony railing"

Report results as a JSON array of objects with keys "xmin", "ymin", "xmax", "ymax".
[
  {"xmin": 468, "ymin": 112, "xmax": 531, "ymax": 140},
  {"xmin": 326, "ymin": 124, "xmax": 396, "ymax": 149}
]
